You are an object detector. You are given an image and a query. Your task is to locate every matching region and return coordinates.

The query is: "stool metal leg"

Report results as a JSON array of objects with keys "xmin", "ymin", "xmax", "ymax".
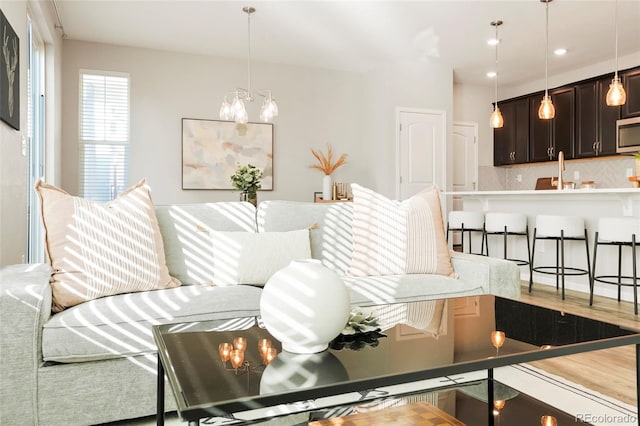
[
  {"xmin": 618, "ymin": 244, "xmax": 623, "ymax": 302},
  {"xmin": 555, "ymin": 239, "xmax": 560, "ymax": 291},
  {"xmin": 590, "ymin": 231, "xmax": 599, "ymax": 306},
  {"xmin": 529, "ymin": 228, "xmax": 537, "ymax": 293},
  {"xmin": 526, "ymin": 226, "xmax": 532, "ymax": 269},
  {"xmin": 561, "ymin": 230, "xmax": 566, "ymax": 300},
  {"xmin": 461, "ymin": 224, "xmax": 466, "ymax": 253},
  {"xmin": 584, "ymin": 229, "xmax": 592, "ymax": 299},
  {"xmin": 503, "ymin": 226, "xmax": 508, "ymax": 260},
  {"xmin": 633, "ymin": 235, "xmax": 638, "ymax": 315}
]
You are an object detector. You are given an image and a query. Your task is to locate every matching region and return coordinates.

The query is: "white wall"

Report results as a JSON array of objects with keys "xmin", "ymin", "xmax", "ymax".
[
  {"xmin": 61, "ymin": 40, "xmax": 368, "ymax": 205},
  {"xmin": 363, "ymin": 59, "xmax": 453, "ymax": 197},
  {"xmin": 0, "ymin": 1, "xmax": 62, "ymax": 266}
]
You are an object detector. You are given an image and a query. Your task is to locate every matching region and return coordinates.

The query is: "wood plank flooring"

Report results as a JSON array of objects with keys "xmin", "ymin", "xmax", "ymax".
[{"xmin": 520, "ymin": 281, "xmax": 639, "ymax": 406}]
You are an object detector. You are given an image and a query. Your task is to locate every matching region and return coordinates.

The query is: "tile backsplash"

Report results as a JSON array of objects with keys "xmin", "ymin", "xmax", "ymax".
[{"xmin": 479, "ymin": 156, "xmax": 635, "ymax": 191}]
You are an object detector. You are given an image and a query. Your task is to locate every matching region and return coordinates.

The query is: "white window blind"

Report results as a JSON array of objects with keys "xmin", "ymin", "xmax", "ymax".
[{"xmin": 79, "ymin": 71, "xmax": 129, "ymax": 201}]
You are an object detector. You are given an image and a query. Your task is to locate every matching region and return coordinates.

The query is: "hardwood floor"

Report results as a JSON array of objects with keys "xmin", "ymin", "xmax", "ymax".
[{"xmin": 520, "ymin": 280, "xmax": 639, "ymax": 406}]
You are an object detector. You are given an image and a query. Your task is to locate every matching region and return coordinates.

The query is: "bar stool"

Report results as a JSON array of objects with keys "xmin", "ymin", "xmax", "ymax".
[
  {"xmin": 483, "ymin": 212, "xmax": 531, "ymax": 266},
  {"xmin": 529, "ymin": 214, "xmax": 591, "ymax": 300},
  {"xmin": 590, "ymin": 217, "xmax": 639, "ymax": 315},
  {"xmin": 446, "ymin": 211, "xmax": 485, "ymax": 255}
]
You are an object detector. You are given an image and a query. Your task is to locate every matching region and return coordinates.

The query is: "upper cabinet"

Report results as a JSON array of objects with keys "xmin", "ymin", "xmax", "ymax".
[
  {"xmin": 494, "ymin": 98, "xmax": 529, "ymax": 166},
  {"xmin": 493, "ymin": 65, "xmax": 638, "ymax": 166},
  {"xmin": 575, "ymin": 75, "xmax": 620, "ymax": 158},
  {"xmin": 622, "ymin": 68, "xmax": 640, "ymax": 118}
]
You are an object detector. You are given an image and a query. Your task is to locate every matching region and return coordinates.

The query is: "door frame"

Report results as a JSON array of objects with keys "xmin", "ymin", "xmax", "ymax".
[
  {"xmin": 394, "ymin": 107, "xmax": 447, "ymax": 200},
  {"xmin": 452, "ymin": 121, "xmax": 479, "ymax": 192}
]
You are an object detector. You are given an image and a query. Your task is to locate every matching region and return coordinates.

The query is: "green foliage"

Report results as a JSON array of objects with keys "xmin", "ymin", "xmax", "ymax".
[{"xmin": 230, "ymin": 164, "xmax": 263, "ymax": 193}]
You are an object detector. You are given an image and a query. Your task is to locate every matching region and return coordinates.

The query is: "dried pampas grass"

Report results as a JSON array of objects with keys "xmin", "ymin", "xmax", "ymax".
[{"xmin": 309, "ymin": 144, "xmax": 347, "ymax": 175}]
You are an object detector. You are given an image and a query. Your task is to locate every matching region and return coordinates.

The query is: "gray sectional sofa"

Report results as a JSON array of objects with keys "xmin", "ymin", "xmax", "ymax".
[{"xmin": 0, "ymin": 200, "xmax": 520, "ymax": 426}]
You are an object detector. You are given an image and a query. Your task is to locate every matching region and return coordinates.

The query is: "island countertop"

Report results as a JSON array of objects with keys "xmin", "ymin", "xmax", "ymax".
[{"xmin": 443, "ymin": 188, "xmax": 639, "ymax": 196}]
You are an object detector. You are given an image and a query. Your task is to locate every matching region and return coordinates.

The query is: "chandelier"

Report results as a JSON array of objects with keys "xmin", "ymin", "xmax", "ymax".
[
  {"xmin": 538, "ymin": 0, "xmax": 555, "ymax": 120},
  {"xmin": 219, "ymin": 7, "xmax": 278, "ymax": 125}
]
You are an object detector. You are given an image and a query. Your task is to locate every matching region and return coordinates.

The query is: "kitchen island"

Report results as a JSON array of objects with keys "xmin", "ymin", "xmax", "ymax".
[{"xmin": 443, "ymin": 188, "xmax": 639, "ymax": 303}]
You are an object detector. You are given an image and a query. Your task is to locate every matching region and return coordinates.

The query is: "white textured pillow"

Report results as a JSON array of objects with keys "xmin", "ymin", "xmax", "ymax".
[
  {"xmin": 349, "ymin": 184, "xmax": 453, "ymax": 277},
  {"xmin": 35, "ymin": 179, "xmax": 181, "ymax": 312},
  {"xmin": 209, "ymin": 229, "xmax": 312, "ymax": 286}
]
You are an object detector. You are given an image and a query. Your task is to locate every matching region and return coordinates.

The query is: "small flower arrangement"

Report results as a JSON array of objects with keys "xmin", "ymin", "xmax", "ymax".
[
  {"xmin": 309, "ymin": 144, "xmax": 347, "ymax": 176},
  {"xmin": 230, "ymin": 164, "xmax": 263, "ymax": 193}
]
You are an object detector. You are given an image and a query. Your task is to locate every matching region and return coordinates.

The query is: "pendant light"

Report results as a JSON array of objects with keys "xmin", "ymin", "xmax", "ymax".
[
  {"xmin": 220, "ymin": 7, "xmax": 279, "ymax": 125},
  {"xmin": 538, "ymin": 0, "xmax": 555, "ymax": 120},
  {"xmin": 606, "ymin": 0, "xmax": 627, "ymax": 106},
  {"xmin": 489, "ymin": 20, "xmax": 504, "ymax": 129}
]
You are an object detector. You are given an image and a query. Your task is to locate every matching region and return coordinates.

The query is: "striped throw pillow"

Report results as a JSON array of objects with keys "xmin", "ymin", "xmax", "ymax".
[
  {"xmin": 348, "ymin": 184, "xmax": 453, "ymax": 277},
  {"xmin": 36, "ymin": 179, "xmax": 180, "ymax": 312}
]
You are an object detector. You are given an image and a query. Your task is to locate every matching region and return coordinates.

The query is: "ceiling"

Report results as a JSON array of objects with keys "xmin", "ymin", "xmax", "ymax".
[{"xmin": 55, "ymin": 0, "xmax": 640, "ymax": 87}]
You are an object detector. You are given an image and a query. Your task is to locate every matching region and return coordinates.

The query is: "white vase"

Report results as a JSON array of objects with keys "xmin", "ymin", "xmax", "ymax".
[
  {"xmin": 260, "ymin": 259, "xmax": 350, "ymax": 354},
  {"xmin": 322, "ymin": 175, "xmax": 332, "ymax": 201}
]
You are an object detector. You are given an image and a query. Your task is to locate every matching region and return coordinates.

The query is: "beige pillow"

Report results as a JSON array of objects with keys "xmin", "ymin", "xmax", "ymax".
[
  {"xmin": 35, "ymin": 179, "xmax": 180, "ymax": 312},
  {"xmin": 348, "ymin": 184, "xmax": 453, "ymax": 277},
  {"xmin": 207, "ymin": 229, "xmax": 312, "ymax": 286}
]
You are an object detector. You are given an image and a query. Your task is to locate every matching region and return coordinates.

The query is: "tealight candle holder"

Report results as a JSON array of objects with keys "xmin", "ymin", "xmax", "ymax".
[
  {"xmin": 264, "ymin": 347, "xmax": 277, "ymax": 365},
  {"xmin": 230, "ymin": 349, "xmax": 244, "ymax": 371},
  {"xmin": 218, "ymin": 342, "xmax": 233, "ymax": 363},
  {"xmin": 491, "ymin": 331, "xmax": 506, "ymax": 355},
  {"xmin": 234, "ymin": 336, "xmax": 247, "ymax": 352},
  {"xmin": 541, "ymin": 415, "xmax": 557, "ymax": 426},
  {"xmin": 258, "ymin": 338, "xmax": 272, "ymax": 360}
]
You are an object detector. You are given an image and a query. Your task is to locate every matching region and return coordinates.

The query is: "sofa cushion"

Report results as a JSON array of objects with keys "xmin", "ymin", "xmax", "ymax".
[
  {"xmin": 155, "ymin": 202, "xmax": 257, "ymax": 284},
  {"xmin": 257, "ymin": 200, "xmax": 354, "ymax": 275},
  {"xmin": 349, "ymin": 184, "xmax": 453, "ymax": 277},
  {"xmin": 35, "ymin": 179, "xmax": 180, "ymax": 313},
  {"xmin": 208, "ymin": 229, "xmax": 311, "ymax": 286},
  {"xmin": 343, "ymin": 274, "xmax": 483, "ymax": 306},
  {"xmin": 42, "ymin": 284, "xmax": 263, "ymax": 363}
]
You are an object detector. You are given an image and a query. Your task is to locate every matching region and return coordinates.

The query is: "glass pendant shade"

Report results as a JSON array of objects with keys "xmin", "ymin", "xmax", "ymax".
[
  {"xmin": 219, "ymin": 97, "xmax": 233, "ymax": 120},
  {"xmin": 538, "ymin": 93, "xmax": 555, "ymax": 119},
  {"xmin": 490, "ymin": 106, "xmax": 504, "ymax": 128},
  {"xmin": 606, "ymin": 75, "xmax": 627, "ymax": 106}
]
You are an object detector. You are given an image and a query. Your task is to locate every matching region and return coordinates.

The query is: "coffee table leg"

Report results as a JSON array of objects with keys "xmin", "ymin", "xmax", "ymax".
[
  {"xmin": 487, "ymin": 369, "xmax": 495, "ymax": 426},
  {"xmin": 157, "ymin": 354, "xmax": 165, "ymax": 426},
  {"xmin": 637, "ymin": 344, "xmax": 639, "ymax": 419}
]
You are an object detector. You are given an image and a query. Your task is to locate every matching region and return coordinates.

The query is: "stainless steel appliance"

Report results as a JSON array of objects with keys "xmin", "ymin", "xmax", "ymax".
[{"xmin": 617, "ymin": 116, "xmax": 640, "ymax": 154}]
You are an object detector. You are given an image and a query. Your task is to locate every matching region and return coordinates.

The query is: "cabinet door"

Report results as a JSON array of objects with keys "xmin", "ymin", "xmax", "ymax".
[
  {"xmin": 598, "ymin": 77, "xmax": 621, "ymax": 155},
  {"xmin": 529, "ymin": 93, "xmax": 552, "ymax": 162},
  {"xmin": 551, "ymin": 87, "xmax": 575, "ymax": 159},
  {"xmin": 493, "ymin": 100, "xmax": 516, "ymax": 166},
  {"xmin": 513, "ymin": 98, "xmax": 530, "ymax": 163},
  {"xmin": 575, "ymin": 81, "xmax": 598, "ymax": 158},
  {"xmin": 622, "ymin": 68, "xmax": 640, "ymax": 118}
]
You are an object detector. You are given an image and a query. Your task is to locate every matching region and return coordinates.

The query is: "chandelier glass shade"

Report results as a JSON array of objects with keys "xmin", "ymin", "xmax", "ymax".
[
  {"xmin": 220, "ymin": 7, "xmax": 279, "ymax": 124},
  {"xmin": 606, "ymin": 0, "xmax": 626, "ymax": 106},
  {"xmin": 538, "ymin": 0, "xmax": 555, "ymax": 120},
  {"xmin": 489, "ymin": 20, "xmax": 504, "ymax": 129}
]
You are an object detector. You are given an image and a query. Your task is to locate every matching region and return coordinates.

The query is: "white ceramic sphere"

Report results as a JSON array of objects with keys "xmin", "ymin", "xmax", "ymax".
[{"xmin": 260, "ymin": 259, "xmax": 350, "ymax": 354}]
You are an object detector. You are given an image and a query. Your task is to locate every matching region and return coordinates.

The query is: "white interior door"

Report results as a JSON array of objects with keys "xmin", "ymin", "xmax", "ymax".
[
  {"xmin": 452, "ymin": 122, "xmax": 478, "ymax": 210},
  {"xmin": 396, "ymin": 109, "xmax": 446, "ymax": 200}
]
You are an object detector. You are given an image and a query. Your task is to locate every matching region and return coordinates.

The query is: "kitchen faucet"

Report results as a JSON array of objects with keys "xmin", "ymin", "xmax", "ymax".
[{"xmin": 556, "ymin": 150, "xmax": 565, "ymax": 190}]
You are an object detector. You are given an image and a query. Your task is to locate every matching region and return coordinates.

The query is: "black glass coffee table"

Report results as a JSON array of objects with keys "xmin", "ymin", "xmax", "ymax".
[{"xmin": 153, "ymin": 295, "xmax": 640, "ymax": 425}]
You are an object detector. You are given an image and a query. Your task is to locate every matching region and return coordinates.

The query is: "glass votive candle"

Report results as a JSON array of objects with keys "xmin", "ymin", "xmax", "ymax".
[
  {"xmin": 233, "ymin": 336, "xmax": 247, "ymax": 352},
  {"xmin": 491, "ymin": 331, "xmax": 506, "ymax": 349},
  {"xmin": 230, "ymin": 349, "xmax": 244, "ymax": 369},
  {"xmin": 218, "ymin": 342, "xmax": 233, "ymax": 362},
  {"xmin": 258, "ymin": 339, "xmax": 272, "ymax": 358},
  {"xmin": 541, "ymin": 416, "xmax": 557, "ymax": 426},
  {"xmin": 264, "ymin": 347, "xmax": 277, "ymax": 365}
]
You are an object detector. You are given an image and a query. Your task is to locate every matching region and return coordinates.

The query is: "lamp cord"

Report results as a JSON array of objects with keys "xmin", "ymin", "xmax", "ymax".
[
  {"xmin": 544, "ymin": 0, "xmax": 549, "ymax": 97},
  {"xmin": 494, "ymin": 22, "xmax": 499, "ymax": 108},
  {"xmin": 247, "ymin": 10, "xmax": 252, "ymax": 97},
  {"xmin": 614, "ymin": 0, "xmax": 619, "ymax": 78}
]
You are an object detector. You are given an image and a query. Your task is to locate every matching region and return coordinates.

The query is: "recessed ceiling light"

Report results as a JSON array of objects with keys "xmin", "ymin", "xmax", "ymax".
[
  {"xmin": 486, "ymin": 71, "xmax": 497, "ymax": 78},
  {"xmin": 554, "ymin": 48, "xmax": 567, "ymax": 56},
  {"xmin": 487, "ymin": 38, "xmax": 500, "ymax": 46}
]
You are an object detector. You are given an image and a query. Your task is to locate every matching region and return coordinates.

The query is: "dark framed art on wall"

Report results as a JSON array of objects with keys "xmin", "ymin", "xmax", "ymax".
[{"xmin": 1, "ymin": 9, "xmax": 19, "ymax": 130}]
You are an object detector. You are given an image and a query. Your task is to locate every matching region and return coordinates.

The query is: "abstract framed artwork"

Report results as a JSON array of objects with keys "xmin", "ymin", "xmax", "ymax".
[
  {"xmin": 182, "ymin": 118, "xmax": 273, "ymax": 190},
  {"xmin": 1, "ymin": 9, "xmax": 20, "ymax": 130}
]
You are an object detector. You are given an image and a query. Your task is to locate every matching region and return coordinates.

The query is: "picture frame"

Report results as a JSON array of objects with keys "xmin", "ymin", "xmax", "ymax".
[
  {"xmin": 1, "ymin": 9, "xmax": 20, "ymax": 130},
  {"xmin": 182, "ymin": 118, "xmax": 273, "ymax": 190}
]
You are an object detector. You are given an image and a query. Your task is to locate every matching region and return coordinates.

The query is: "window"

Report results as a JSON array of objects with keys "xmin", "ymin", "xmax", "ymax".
[
  {"xmin": 79, "ymin": 70, "xmax": 129, "ymax": 201},
  {"xmin": 26, "ymin": 14, "xmax": 45, "ymax": 263}
]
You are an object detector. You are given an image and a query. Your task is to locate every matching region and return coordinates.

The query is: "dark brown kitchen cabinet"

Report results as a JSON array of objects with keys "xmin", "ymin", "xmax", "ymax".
[
  {"xmin": 550, "ymin": 87, "xmax": 575, "ymax": 159},
  {"xmin": 493, "ymin": 98, "xmax": 529, "ymax": 166},
  {"xmin": 529, "ymin": 93, "xmax": 553, "ymax": 162},
  {"xmin": 575, "ymin": 75, "xmax": 620, "ymax": 158},
  {"xmin": 622, "ymin": 67, "xmax": 640, "ymax": 118}
]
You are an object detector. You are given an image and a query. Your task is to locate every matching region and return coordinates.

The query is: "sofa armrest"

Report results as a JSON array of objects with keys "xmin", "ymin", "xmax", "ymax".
[
  {"xmin": 450, "ymin": 252, "xmax": 521, "ymax": 300},
  {"xmin": 0, "ymin": 263, "xmax": 53, "ymax": 425}
]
